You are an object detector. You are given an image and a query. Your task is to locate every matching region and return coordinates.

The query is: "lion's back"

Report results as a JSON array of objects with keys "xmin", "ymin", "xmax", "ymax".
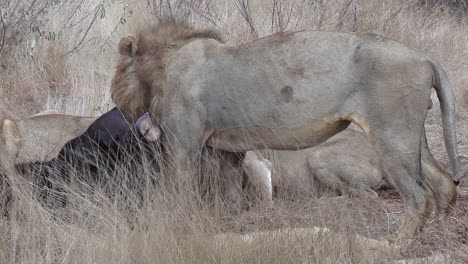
[{"xmin": 16, "ymin": 114, "xmax": 96, "ymax": 162}]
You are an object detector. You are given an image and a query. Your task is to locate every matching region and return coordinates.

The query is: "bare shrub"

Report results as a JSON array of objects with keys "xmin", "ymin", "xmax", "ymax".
[
  {"xmin": 417, "ymin": 0, "xmax": 468, "ymax": 17},
  {"xmin": 270, "ymin": 0, "xmax": 296, "ymax": 32}
]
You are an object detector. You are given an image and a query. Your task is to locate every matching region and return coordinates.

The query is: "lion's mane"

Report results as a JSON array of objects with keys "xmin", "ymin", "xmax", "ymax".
[{"xmin": 111, "ymin": 21, "xmax": 224, "ymax": 121}]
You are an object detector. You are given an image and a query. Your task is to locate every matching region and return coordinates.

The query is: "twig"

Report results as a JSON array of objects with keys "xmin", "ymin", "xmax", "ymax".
[
  {"xmin": 232, "ymin": 0, "xmax": 257, "ymax": 37},
  {"xmin": 271, "ymin": 0, "xmax": 296, "ymax": 32},
  {"xmin": 382, "ymin": 6, "xmax": 403, "ymax": 32},
  {"xmin": 204, "ymin": 0, "xmax": 217, "ymax": 24},
  {"xmin": 100, "ymin": 21, "xmax": 122, "ymax": 52},
  {"xmin": 336, "ymin": 0, "xmax": 353, "ymax": 31},
  {"xmin": 352, "ymin": 0, "xmax": 358, "ymax": 32},
  {"xmin": 181, "ymin": 0, "xmax": 217, "ymax": 26},
  {"xmin": 72, "ymin": 36, "xmax": 101, "ymax": 54},
  {"xmin": 68, "ymin": 4, "xmax": 97, "ymax": 29},
  {"xmin": 317, "ymin": 8, "xmax": 326, "ymax": 30},
  {"xmin": 9, "ymin": 0, "xmax": 39, "ymax": 30},
  {"xmin": 53, "ymin": 0, "xmax": 69, "ymax": 17},
  {"xmin": 64, "ymin": 7, "xmax": 100, "ymax": 56},
  {"xmin": 159, "ymin": 0, "xmax": 164, "ymax": 17},
  {"xmin": 284, "ymin": 0, "xmax": 296, "ymax": 31},
  {"xmin": 65, "ymin": 0, "xmax": 85, "ymax": 27},
  {"xmin": 167, "ymin": 0, "xmax": 176, "ymax": 23},
  {"xmin": 271, "ymin": 0, "xmax": 277, "ymax": 32},
  {"xmin": 0, "ymin": 6, "xmax": 6, "ymax": 56}
]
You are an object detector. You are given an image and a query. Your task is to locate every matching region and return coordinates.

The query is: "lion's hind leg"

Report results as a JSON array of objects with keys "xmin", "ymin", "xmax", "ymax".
[
  {"xmin": 219, "ymin": 151, "xmax": 245, "ymax": 211},
  {"xmin": 420, "ymin": 129, "xmax": 457, "ymax": 217},
  {"xmin": 373, "ymin": 135, "xmax": 431, "ymax": 241},
  {"xmin": 346, "ymin": 112, "xmax": 431, "ymax": 241}
]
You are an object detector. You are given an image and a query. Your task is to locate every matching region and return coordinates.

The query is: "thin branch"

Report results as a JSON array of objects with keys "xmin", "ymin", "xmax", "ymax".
[
  {"xmin": 317, "ymin": 8, "xmax": 326, "ymax": 30},
  {"xmin": 64, "ymin": 7, "xmax": 100, "ymax": 56},
  {"xmin": 352, "ymin": 0, "xmax": 358, "ymax": 32},
  {"xmin": 181, "ymin": 0, "xmax": 217, "ymax": 26},
  {"xmin": 271, "ymin": 0, "xmax": 296, "ymax": 32},
  {"xmin": 100, "ymin": 20, "xmax": 122, "ymax": 52},
  {"xmin": 9, "ymin": 0, "xmax": 39, "ymax": 29},
  {"xmin": 232, "ymin": 0, "xmax": 257, "ymax": 37},
  {"xmin": 271, "ymin": 0, "xmax": 277, "ymax": 32},
  {"xmin": 68, "ymin": 5, "xmax": 97, "ymax": 28},
  {"xmin": 53, "ymin": 0, "xmax": 69, "ymax": 17},
  {"xmin": 160, "ymin": 0, "xmax": 164, "ymax": 17},
  {"xmin": 65, "ymin": 0, "xmax": 85, "ymax": 27},
  {"xmin": 382, "ymin": 6, "xmax": 403, "ymax": 32},
  {"xmin": 72, "ymin": 36, "xmax": 101, "ymax": 54},
  {"xmin": 0, "ymin": 6, "xmax": 6, "ymax": 56},
  {"xmin": 336, "ymin": 0, "xmax": 353, "ymax": 31},
  {"xmin": 167, "ymin": 0, "xmax": 176, "ymax": 23},
  {"xmin": 284, "ymin": 0, "xmax": 296, "ymax": 31}
]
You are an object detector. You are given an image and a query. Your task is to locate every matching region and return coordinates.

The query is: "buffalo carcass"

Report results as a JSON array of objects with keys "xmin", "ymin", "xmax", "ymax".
[{"xmin": 14, "ymin": 107, "xmax": 161, "ymax": 210}]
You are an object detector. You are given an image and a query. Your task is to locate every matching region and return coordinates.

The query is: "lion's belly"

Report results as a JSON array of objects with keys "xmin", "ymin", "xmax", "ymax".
[{"xmin": 205, "ymin": 118, "xmax": 350, "ymax": 152}]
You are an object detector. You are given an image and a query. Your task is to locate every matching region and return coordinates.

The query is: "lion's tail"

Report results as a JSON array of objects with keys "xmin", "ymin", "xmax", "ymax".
[{"xmin": 431, "ymin": 60, "xmax": 460, "ymax": 177}]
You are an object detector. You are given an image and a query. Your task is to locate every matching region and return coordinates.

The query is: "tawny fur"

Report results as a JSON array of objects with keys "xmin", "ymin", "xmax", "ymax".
[
  {"xmin": 1, "ymin": 112, "xmax": 96, "ymax": 163},
  {"xmin": 111, "ymin": 22, "xmax": 224, "ymax": 121}
]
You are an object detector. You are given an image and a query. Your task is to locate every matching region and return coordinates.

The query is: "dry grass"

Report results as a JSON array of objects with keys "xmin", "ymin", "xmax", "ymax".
[{"xmin": 1, "ymin": 0, "xmax": 467, "ymax": 263}]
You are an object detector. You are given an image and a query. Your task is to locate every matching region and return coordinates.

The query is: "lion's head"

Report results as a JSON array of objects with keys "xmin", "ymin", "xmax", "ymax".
[{"xmin": 111, "ymin": 21, "xmax": 224, "ymax": 121}]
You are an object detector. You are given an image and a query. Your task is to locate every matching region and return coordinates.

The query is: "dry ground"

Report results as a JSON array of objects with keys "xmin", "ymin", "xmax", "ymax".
[{"xmin": 1, "ymin": 0, "xmax": 467, "ymax": 263}]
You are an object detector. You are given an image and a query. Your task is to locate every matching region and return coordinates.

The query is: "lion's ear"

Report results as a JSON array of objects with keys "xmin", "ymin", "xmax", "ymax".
[
  {"xmin": 135, "ymin": 113, "xmax": 160, "ymax": 142},
  {"xmin": 118, "ymin": 35, "xmax": 139, "ymax": 57}
]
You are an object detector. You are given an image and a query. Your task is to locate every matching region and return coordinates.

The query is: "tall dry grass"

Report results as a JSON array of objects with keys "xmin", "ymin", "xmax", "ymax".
[{"xmin": 1, "ymin": 0, "xmax": 467, "ymax": 263}]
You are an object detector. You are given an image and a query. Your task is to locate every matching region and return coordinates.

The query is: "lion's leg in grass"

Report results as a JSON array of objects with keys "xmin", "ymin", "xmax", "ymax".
[
  {"xmin": 243, "ymin": 151, "xmax": 273, "ymax": 207},
  {"xmin": 160, "ymin": 102, "xmax": 208, "ymax": 181},
  {"xmin": 200, "ymin": 148, "xmax": 246, "ymax": 209},
  {"xmin": 420, "ymin": 128, "xmax": 457, "ymax": 217},
  {"xmin": 369, "ymin": 127, "xmax": 430, "ymax": 241},
  {"xmin": 219, "ymin": 151, "xmax": 245, "ymax": 209},
  {"xmin": 343, "ymin": 105, "xmax": 430, "ymax": 241}
]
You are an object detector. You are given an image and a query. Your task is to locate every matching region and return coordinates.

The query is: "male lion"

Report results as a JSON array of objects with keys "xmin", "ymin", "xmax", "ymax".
[{"xmin": 111, "ymin": 22, "xmax": 459, "ymax": 239}]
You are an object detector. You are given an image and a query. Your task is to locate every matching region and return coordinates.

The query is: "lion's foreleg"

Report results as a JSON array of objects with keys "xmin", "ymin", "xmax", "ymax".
[
  {"xmin": 243, "ymin": 151, "xmax": 273, "ymax": 207},
  {"xmin": 160, "ymin": 103, "xmax": 208, "ymax": 182},
  {"xmin": 219, "ymin": 151, "xmax": 245, "ymax": 211}
]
